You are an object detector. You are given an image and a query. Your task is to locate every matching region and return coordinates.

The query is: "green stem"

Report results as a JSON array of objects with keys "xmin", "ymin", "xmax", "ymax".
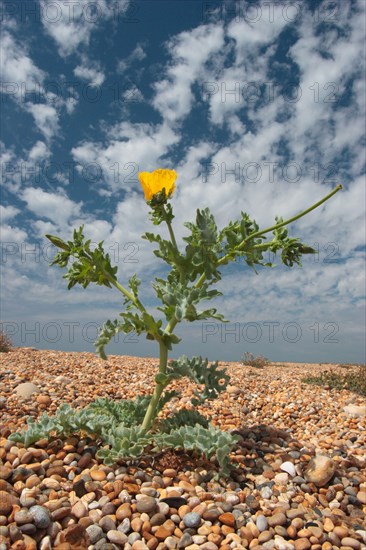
[
  {"xmin": 165, "ymin": 218, "xmax": 178, "ymax": 251},
  {"xmin": 195, "ymin": 184, "xmax": 342, "ymax": 288},
  {"xmin": 141, "ymin": 340, "xmax": 168, "ymax": 431},
  {"xmin": 102, "ymin": 271, "xmax": 147, "ymax": 313},
  {"xmin": 236, "ymin": 184, "xmax": 343, "ymax": 247},
  {"xmin": 161, "ymin": 205, "xmax": 185, "ymax": 284}
]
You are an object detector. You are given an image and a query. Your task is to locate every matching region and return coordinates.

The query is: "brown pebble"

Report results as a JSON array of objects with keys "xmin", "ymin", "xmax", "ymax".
[
  {"xmin": 340, "ymin": 537, "xmax": 361, "ymax": 549},
  {"xmin": 147, "ymin": 537, "xmax": 159, "ymax": 550},
  {"xmin": 334, "ymin": 526, "xmax": 349, "ymax": 539},
  {"xmin": 0, "ymin": 491, "xmax": 18, "ymax": 515},
  {"xmin": 155, "ymin": 525, "xmax": 172, "ymax": 540},
  {"xmin": 304, "ymin": 455, "xmax": 336, "ymax": 487},
  {"xmin": 51, "ymin": 507, "xmax": 72, "ymax": 520},
  {"xmin": 61, "ymin": 523, "xmax": 88, "ymax": 545},
  {"xmin": 71, "ymin": 500, "xmax": 88, "ymax": 519},
  {"xmin": 77, "ymin": 453, "xmax": 92, "ymax": 469},
  {"xmin": 267, "ymin": 512, "xmax": 287, "ymax": 527},
  {"xmin": 116, "ymin": 502, "xmax": 132, "ymax": 520},
  {"xmin": 258, "ymin": 530, "xmax": 272, "ymax": 543},
  {"xmin": 36, "ymin": 395, "xmax": 51, "ymax": 406},
  {"xmin": 0, "ymin": 466, "xmax": 12, "ymax": 480},
  {"xmin": 218, "ymin": 512, "xmax": 236, "ymax": 527},
  {"xmin": 90, "ymin": 469, "xmax": 106, "ymax": 481},
  {"xmin": 136, "ymin": 496, "xmax": 157, "ymax": 514},
  {"xmin": 323, "ymin": 518, "xmax": 334, "ymax": 532},
  {"xmin": 163, "ymin": 469, "xmax": 177, "ymax": 478},
  {"xmin": 293, "ymin": 540, "xmax": 311, "ymax": 550},
  {"xmin": 150, "ymin": 513, "xmax": 166, "ymax": 526},
  {"xmin": 131, "ymin": 517, "xmax": 143, "ymax": 532},
  {"xmin": 46, "ymin": 466, "xmax": 67, "ymax": 477}
]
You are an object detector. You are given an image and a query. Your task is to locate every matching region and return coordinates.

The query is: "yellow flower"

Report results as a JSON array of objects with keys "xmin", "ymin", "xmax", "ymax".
[{"xmin": 138, "ymin": 169, "xmax": 177, "ymax": 201}]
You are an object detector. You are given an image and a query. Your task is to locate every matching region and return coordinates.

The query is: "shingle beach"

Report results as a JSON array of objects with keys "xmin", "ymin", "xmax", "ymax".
[{"xmin": 0, "ymin": 348, "xmax": 365, "ymax": 549}]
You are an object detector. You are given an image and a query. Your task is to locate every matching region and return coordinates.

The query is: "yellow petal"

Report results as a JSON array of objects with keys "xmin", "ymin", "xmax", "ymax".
[{"xmin": 138, "ymin": 169, "xmax": 177, "ymax": 201}]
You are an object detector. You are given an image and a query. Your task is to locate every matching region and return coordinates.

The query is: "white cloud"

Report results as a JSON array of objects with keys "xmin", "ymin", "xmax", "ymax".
[
  {"xmin": 21, "ymin": 187, "xmax": 82, "ymax": 228},
  {"xmin": 0, "ymin": 31, "xmax": 45, "ymax": 100},
  {"xmin": 40, "ymin": 0, "xmax": 129, "ymax": 57},
  {"xmin": 28, "ymin": 141, "xmax": 51, "ymax": 162},
  {"xmin": 71, "ymin": 122, "xmax": 179, "ymax": 194},
  {"xmin": 0, "ymin": 205, "xmax": 20, "ymax": 223},
  {"xmin": 26, "ymin": 104, "xmax": 60, "ymax": 142},
  {"xmin": 0, "ymin": 224, "xmax": 27, "ymax": 244},
  {"xmin": 117, "ymin": 43, "xmax": 146, "ymax": 74},
  {"xmin": 74, "ymin": 64, "xmax": 105, "ymax": 86},
  {"xmin": 152, "ymin": 24, "xmax": 225, "ymax": 123},
  {"xmin": 0, "ymin": 28, "xmax": 70, "ymax": 140}
]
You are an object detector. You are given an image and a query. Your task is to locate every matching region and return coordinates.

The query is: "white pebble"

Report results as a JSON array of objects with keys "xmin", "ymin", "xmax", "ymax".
[{"xmin": 280, "ymin": 461, "xmax": 296, "ymax": 477}]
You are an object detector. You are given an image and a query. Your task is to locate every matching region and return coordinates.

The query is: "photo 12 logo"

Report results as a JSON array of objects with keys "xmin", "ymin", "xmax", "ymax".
[
  {"xmin": 1, "ymin": 321, "xmax": 139, "ymax": 345},
  {"xmin": 201, "ymin": 321, "xmax": 340, "ymax": 344},
  {"xmin": 0, "ymin": 1, "xmax": 139, "ymax": 23},
  {"xmin": 202, "ymin": 1, "xmax": 340, "ymax": 24}
]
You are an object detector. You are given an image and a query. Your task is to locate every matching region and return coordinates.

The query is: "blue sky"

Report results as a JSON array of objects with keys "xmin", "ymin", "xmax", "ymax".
[{"xmin": 1, "ymin": 0, "xmax": 365, "ymax": 364}]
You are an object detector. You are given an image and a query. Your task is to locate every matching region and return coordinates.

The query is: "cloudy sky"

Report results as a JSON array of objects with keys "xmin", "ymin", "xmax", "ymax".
[{"xmin": 1, "ymin": 0, "xmax": 365, "ymax": 364}]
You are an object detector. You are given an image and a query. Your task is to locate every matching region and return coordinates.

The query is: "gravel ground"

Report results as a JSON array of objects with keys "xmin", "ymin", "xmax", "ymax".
[{"xmin": 0, "ymin": 347, "xmax": 365, "ymax": 550}]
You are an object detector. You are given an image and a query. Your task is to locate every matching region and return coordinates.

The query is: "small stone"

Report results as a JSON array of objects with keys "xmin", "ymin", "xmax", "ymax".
[
  {"xmin": 36, "ymin": 395, "xmax": 51, "ymax": 405},
  {"xmin": 256, "ymin": 515, "xmax": 268, "ymax": 532},
  {"xmin": 136, "ymin": 496, "xmax": 157, "ymax": 514},
  {"xmin": 165, "ymin": 536, "xmax": 178, "ymax": 549},
  {"xmin": 280, "ymin": 462, "xmax": 296, "ymax": 477},
  {"xmin": 9, "ymin": 525, "xmax": 22, "ymax": 543},
  {"xmin": 218, "ymin": 512, "xmax": 236, "ymax": 527},
  {"xmin": 62, "ymin": 524, "xmax": 88, "ymax": 546},
  {"xmin": 182, "ymin": 512, "xmax": 201, "ymax": 528},
  {"xmin": 304, "ymin": 455, "xmax": 336, "ymax": 487},
  {"xmin": 14, "ymin": 382, "xmax": 40, "ymax": 398},
  {"xmin": 71, "ymin": 500, "xmax": 88, "ymax": 519},
  {"xmin": 227, "ymin": 385, "xmax": 242, "ymax": 395},
  {"xmin": 118, "ymin": 517, "xmax": 131, "ymax": 534},
  {"xmin": 99, "ymin": 516, "xmax": 116, "ymax": 532},
  {"xmin": 163, "ymin": 469, "xmax": 177, "ymax": 478},
  {"xmin": 0, "ymin": 467, "xmax": 11, "ymax": 480},
  {"xmin": 275, "ymin": 472, "xmax": 289, "ymax": 484},
  {"xmin": 286, "ymin": 508, "xmax": 304, "ymax": 520},
  {"xmin": 29, "ymin": 505, "xmax": 51, "ymax": 528},
  {"xmin": 86, "ymin": 524, "xmax": 104, "ymax": 544},
  {"xmin": 267, "ymin": 512, "xmax": 287, "ymax": 527},
  {"xmin": 39, "ymin": 535, "xmax": 52, "ymax": 550},
  {"xmin": 178, "ymin": 532, "xmax": 193, "ymax": 548},
  {"xmin": 0, "ymin": 491, "xmax": 18, "ymax": 515},
  {"xmin": 90, "ymin": 469, "xmax": 106, "ymax": 481},
  {"xmin": 343, "ymin": 404, "xmax": 366, "ymax": 417},
  {"xmin": 150, "ymin": 513, "xmax": 166, "ymax": 526},
  {"xmin": 14, "ymin": 510, "xmax": 33, "ymax": 524},
  {"xmin": 356, "ymin": 489, "xmax": 366, "ymax": 504},
  {"xmin": 260, "ymin": 486, "xmax": 273, "ymax": 499},
  {"xmin": 54, "ymin": 375, "xmax": 72, "ymax": 384},
  {"xmin": 77, "ymin": 453, "xmax": 92, "ymax": 469},
  {"xmin": 107, "ymin": 530, "xmax": 128, "ymax": 545},
  {"xmin": 19, "ymin": 523, "xmax": 37, "ymax": 535},
  {"xmin": 116, "ymin": 502, "xmax": 132, "ymax": 520},
  {"xmin": 132, "ymin": 543, "xmax": 149, "ymax": 550},
  {"xmin": 155, "ymin": 526, "xmax": 172, "ymax": 540},
  {"xmin": 192, "ymin": 535, "xmax": 206, "ymax": 544},
  {"xmin": 293, "ymin": 539, "xmax": 311, "ymax": 550},
  {"xmin": 323, "ymin": 517, "xmax": 334, "ymax": 532},
  {"xmin": 258, "ymin": 530, "xmax": 273, "ymax": 543},
  {"xmin": 340, "ymin": 537, "xmax": 361, "ymax": 549}
]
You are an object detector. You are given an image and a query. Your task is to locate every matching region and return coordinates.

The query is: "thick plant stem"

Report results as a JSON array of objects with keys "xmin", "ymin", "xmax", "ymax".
[{"xmin": 141, "ymin": 341, "xmax": 168, "ymax": 431}]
